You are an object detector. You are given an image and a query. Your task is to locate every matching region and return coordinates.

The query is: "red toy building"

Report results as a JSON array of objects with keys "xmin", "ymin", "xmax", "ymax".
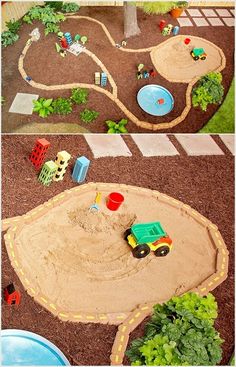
[
  {"xmin": 159, "ymin": 20, "xmax": 166, "ymax": 31},
  {"xmin": 29, "ymin": 138, "xmax": 50, "ymax": 170},
  {"xmin": 60, "ymin": 37, "xmax": 68, "ymax": 49},
  {"xmin": 4, "ymin": 283, "xmax": 21, "ymax": 305}
]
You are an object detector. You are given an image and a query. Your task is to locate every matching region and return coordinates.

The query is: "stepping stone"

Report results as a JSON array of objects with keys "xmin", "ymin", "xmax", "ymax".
[
  {"xmin": 131, "ymin": 134, "xmax": 179, "ymax": 157},
  {"xmin": 202, "ymin": 9, "xmax": 217, "ymax": 17},
  {"xmin": 230, "ymin": 9, "xmax": 235, "ymax": 16},
  {"xmin": 177, "ymin": 18, "xmax": 193, "ymax": 27},
  {"xmin": 187, "ymin": 9, "xmax": 202, "ymax": 17},
  {"xmin": 222, "ymin": 17, "xmax": 235, "ymax": 26},
  {"xmin": 215, "ymin": 9, "xmax": 232, "ymax": 17},
  {"xmin": 85, "ymin": 135, "xmax": 132, "ymax": 158},
  {"xmin": 9, "ymin": 93, "xmax": 39, "ymax": 115},
  {"xmin": 180, "ymin": 10, "xmax": 187, "ymax": 16},
  {"xmin": 208, "ymin": 17, "xmax": 224, "ymax": 26},
  {"xmin": 192, "ymin": 17, "xmax": 209, "ymax": 26},
  {"xmin": 219, "ymin": 134, "xmax": 235, "ymax": 155},
  {"xmin": 176, "ymin": 135, "xmax": 224, "ymax": 156}
]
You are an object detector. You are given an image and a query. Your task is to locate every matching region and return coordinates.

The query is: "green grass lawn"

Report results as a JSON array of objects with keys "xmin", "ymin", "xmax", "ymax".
[{"xmin": 198, "ymin": 79, "xmax": 235, "ymax": 133}]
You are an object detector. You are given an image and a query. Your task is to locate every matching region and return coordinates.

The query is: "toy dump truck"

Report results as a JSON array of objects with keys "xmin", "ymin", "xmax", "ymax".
[
  {"xmin": 191, "ymin": 48, "xmax": 207, "ymax": 61},
  {"xmin": 124, "ymin": 221, "xmax": 173, "ymax": 259}
]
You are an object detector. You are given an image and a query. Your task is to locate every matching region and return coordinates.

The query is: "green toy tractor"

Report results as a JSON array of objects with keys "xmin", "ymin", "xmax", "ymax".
[
  {"xmin": 191, "ymin": 48, "xmax": 207, "ymax": 61},
  {"xmin": 124, "ymin": 221, "xmax": 173, "ymax": 259}
]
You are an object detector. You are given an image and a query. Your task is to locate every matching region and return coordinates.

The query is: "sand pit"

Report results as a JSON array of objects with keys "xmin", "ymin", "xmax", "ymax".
[
  {"xmin": 151, "ymin": 35, "xmax": 226, "ymax": 83},
  {"xmin": 3, "ymin": 183, "xmax": 228, "ymax": 325}
]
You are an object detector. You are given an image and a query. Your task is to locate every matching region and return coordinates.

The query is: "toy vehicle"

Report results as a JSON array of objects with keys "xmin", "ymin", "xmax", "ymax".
[
  {"xmin": 124, "ymin": 221, "xmax": 173, "ymax": 259},
  {"xmin": 191, "ymin": 48, "xmax": 207, "ymax": 61}
]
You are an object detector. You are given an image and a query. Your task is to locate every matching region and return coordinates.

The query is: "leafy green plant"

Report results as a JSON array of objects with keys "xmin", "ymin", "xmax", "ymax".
[
  {"xmin": 138, "ymin": 2, "xmax": 176, "ymax": 15},
  {"xmin": 80, "ymin": 108, "xmax": 99, "ymax": 123},
  {"xmin": 106, "ymin": 119, "xmax": 128, "ymax": 133},
  {"xmin": 1, "ymin": 31, "xmax": 19, "ymax": 47},
  {"xmin": 1, "ymin": 96, "xmax": 5, "ymax": 105},
  {"xmin": 62, "ymin": 2, "xmax": 80, "ymax": 13},
  {"xmin": 5, "ymin": 19, "xmax": 21, "ymax": 34},
  {"xmin": 33, "ymin": 98, "xmax": 54, "ymax": 118},
  {"xmin": 45, "ymin": 1, "xmax": 63, "ymax": 11},
  {"xmin": 126, "ymin": 293, "xmax": 223, "ymax": 366},
  {"xmin": 27, "ymin": 6, "xmax": 44, "ymax": 21},
  {"xmin": 23, "ymin": 14, "xmax": 33, "ymax": 24},
  {"xmin": 192, "ymin": 72, "xmax": 224, "ymax": 111},
  {"xmin": 44, "ymin": 23, "xmax": 60, "ymax": 35},
  {"xmin": 52, "ymin": 97, "xmax": 73, "ymax": 115},
  {"xmin": 173, "ymin": 1, "xmax": 189, "ymax": 9},
  {"xmin": 71, "ymin": 88, "xmax": 89, "ymax": 105}
]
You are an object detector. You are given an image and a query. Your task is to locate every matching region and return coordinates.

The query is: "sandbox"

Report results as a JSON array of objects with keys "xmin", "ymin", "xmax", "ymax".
[
  {"xmin": 3, "ymin": 183, "xmax": 228, "ymax": 328},
  {"xmin": 151, "ymin": 35, "xmax": 226, "ymax": 83}
]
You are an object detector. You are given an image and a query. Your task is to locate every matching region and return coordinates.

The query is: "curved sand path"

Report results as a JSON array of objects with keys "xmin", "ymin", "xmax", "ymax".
[
  {"xmin": 3, "ymin": 183, "xmax": 229, "ymax": 364},
  {"xmin": 18, "ymin": 16, "xmax": 226, "ymax": 131}
]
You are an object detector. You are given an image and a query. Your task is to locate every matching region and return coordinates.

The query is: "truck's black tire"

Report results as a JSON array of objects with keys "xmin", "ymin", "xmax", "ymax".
[
  {"xmin": 154, "ymin": 245, "xmax": 170, "ymax": 257},
  {"xmin": 132, "ymin": 244, "xmax": 150, "ymax": 259},
  {"xmin": 124, "ymin": 228, "xmax": 131, "ymax": 240}
]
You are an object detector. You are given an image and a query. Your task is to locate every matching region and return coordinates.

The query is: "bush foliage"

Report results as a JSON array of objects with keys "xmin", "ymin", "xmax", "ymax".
[
  {"xmin": 52, "ymin": 97, "xmax": 73, "ymax": 115},
  {"xmin": 71, "ymin": 88, "xmax": 89, "ymax": 105},
  {"xmin": 62, "ymin": 2, "xmax": 80, "ymax": 13},
  {"xmin": 80, "ymin": 108, "xmax": 99, "ymax": 123},
  {"xmin": 106, "ymin": 119, "xmax": 128, "ymax": 133},
  {"xmin": 126, "ymin": 292, "xmax": 223, "ymax": 366}
]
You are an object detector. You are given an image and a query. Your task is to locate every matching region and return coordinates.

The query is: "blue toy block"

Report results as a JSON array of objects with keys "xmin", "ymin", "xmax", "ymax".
[
  {"xmin": 101, "ymin": 72, "xmax": 107, "ymax": 87},
  {"xmin": 143, "ymin": 71, "xmax": 149, "ymax": 79},
  {"xmin": 64, "ymin": 32, "xmax": 72, "ymax": 45},
  {"xmin": 72, "ymin": 156, "xmax": 90, "ymax": 183},
  {"xmin": 172, "ymin": 26, "xmax": 180, "ymax": 36}
]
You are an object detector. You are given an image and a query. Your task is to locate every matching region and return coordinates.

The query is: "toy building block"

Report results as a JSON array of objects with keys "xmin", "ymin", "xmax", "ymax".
[
  {"xmin": 38, "ymin": 161, "xmax": 57, "ymax": 186},
  {"xmin": 29, "ymin": 138, "xmax": 50, "ymax": 170},
  {"xmin": 57, "ymin": 31, "xmax": 64, "ymax": 40},
  {"xmin": 157, "ymin": 98, "xmax": 165, "ymax": 105},
  {"xmin": 162, "ymin": 24, "xmax": 173, "ymax": 36},
  {"xmin": 172, "ymin": 26, "xmax": 180, "ymax": 36},
  {"xmin": 121, "ymin": 40, "xmax": 127, "ymax": 47},
  {"xmin": 61, "ymin": 37, "xmax": 68, "ymax": 49},
  {"xmin": 53, "ymin": 150, "xmax": 71, "ymax": 182},
  {"xmin": 143, "ymin": 70, "xmax": 149, "ymax": 79},
  {"xmin": 159, "ymin": 20, "xmax": 166, "ymax": 31},
  {"xmin": 137, "ymin": 71, "xmax": 143, "ymax": 80},
  {"xmin": 74, "ymin": 34, "xmax": 81, "ymax": 42},
  {"xmin": 81, "ymin": 36, "xmax": 88, "ymax": 45},
  {"xmin": 72, "ymin": 156, "xmax": 90, "ymax": 183},
  {"xmin": 64, "ymin": 32, "xmax": 73, "ymax": 46},
  {"xmin": 55, "ymin": 42, "xmax": 61, "ymax": 53},
  {"xmin": 101, "ymin": 72, "xmax": 107, "ymax": 87},
  {"xmin": 95, "ymin": 72, "xmax": 101, "ymax": 85},
  {"xmin": 137, "ymin": 63, "xmax": 144, "ymax": 72},
  {"xmin": 4, "ymin": 283, "xmax": 21, "ymax": 305},
  {"xmin": 149, "ymin": 69, "xmax": 157, "ymax": 77},
  {"xmin": 60, "ymin": 50, "xmax": 67, "ymax": 57}
]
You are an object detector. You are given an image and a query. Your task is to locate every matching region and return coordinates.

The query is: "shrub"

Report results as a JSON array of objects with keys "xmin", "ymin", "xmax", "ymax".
[
  {"xmin": 1, "ymin": 31, "xmax": 19, "ymax": 47},
  {"xmin": 139, "ymin": 2, "xmax": 176, "ymax": 15},
  {"xmin": 5, "ymin": 19, "xmax": 21, "ymax": 34},
  {"xmin": 192, "ymin": 72, "xmax": 224, "ymax": 111},
  {"xmin": 44, "ymin": 1, "xmax": 63, "ymax": 11},
  {"xmin": 44, "ymin": 23, "xmax": 60, "ymax": 35},
  {"xmin": 52, "ymin": 97, "xmax": 73, "ymax": 115},
  {"xmin": 33, "ymin": 98, "xmax": 54, "ymax": 118},
  {"xmin": 22, "ymin": 15, "xmax": 33, "ymax": 24},
  {"xmin": 62, "ymin": 2, "xmax": 80, "ymax": 13},
  {"xmin": 24, "ymin": 5, "xmax": 65, "ymax": 35},
  {"xmin": 126, "ymin": 292, "xmax": 223, "ymax": 366},
  {"xmin": 71, "ymin": 88, "xmax": 89, "ymax": 105},
  {"xmin": 106, "ymin": 119, "xmax": 128, "ymax": 133},
  {"xmin": 80, "ymin": 108, "xmax": 99, "ymax": 123}
]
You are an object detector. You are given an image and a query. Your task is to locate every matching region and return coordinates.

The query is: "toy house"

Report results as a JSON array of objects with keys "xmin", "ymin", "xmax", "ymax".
[
  {"xmin": 95, "ymin": 72, "xmax": 100, "ymax": 85},
  {"xmin": 72, "ymin": 156, "xmax": 90, "ymax": 183},
  {"xmin": 4, "ymin": 283, "xmax": 21, "ymax": 305},
  {"xmin": 29, "ymin": 138, "xmax": 50, "ymax": 170},
  {"xmin": 101, "ymin": 72, "xmax": 107, "ymax": 87},
  {"xmin": 53, "ymin": 151, "xmax": 71, "ymax": 182},
  {"xmin": 38, "ymin": 161, "xmax": 57, "ymax": 186}
]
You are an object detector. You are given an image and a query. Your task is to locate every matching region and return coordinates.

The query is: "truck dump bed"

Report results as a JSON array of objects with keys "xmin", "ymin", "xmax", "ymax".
[{"xmin": 131, "ymin": 221, "xmax": 166, "ymax": 244}]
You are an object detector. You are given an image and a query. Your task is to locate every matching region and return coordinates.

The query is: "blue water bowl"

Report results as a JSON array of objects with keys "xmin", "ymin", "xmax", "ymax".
[
  {"xmin": 137, "ymin": 85, "xmax": 174, "ymax": 116},
  {"xmin": 1, "ymin": 329, "xmax": 70, "ymax": 366}
]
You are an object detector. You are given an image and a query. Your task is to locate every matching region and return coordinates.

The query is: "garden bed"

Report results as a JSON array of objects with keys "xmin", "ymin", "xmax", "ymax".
[{"xmin": 2, "ymin": 6, "xmax": 234, "ymax": 133}]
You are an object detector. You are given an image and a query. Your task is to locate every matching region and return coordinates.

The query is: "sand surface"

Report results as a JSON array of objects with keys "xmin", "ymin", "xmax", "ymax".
[
  {"xmin": 151, "ymin": 35, "xmax": 225, "ymax": 83},
  {"xmin": 11, "ymin": 184, "xmax": 218, "ymax": 316}
]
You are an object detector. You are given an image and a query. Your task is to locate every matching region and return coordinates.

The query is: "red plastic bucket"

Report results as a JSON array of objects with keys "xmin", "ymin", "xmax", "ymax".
[
  {"xmin": 106, "ymin": 192, "xmax": 124, "ymax": 211},
  {"xmin": 184, "ymin": 38, "xmax": 191, "ymax": 45}
]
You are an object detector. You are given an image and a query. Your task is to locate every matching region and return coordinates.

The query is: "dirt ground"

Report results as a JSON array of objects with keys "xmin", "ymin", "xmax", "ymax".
[
  {"xmin": 1, "ymin": 135, "xmax": 234, "ymax": 365},
  {"xmin": 1, "ymin": 6, "xmax": 234, "ymax": 133}
]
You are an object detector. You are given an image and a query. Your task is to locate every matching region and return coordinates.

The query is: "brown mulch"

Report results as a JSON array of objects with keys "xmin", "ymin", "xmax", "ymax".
[
  {"xmin": 2, "ymin": 6, "xmax": 234, "ymax": 133},
  {"xmin": 1, "ymin": 135, "xmax": 234, "ymax": 365}
]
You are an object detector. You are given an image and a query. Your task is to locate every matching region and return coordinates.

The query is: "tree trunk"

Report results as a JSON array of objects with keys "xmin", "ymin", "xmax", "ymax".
[{"xmin": 124, "ymin": 2, "xmax": 141, "ymax": 39}]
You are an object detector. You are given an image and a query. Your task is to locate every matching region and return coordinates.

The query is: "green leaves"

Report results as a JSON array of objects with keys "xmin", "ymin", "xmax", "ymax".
[
  {"xmin": 5, "ymin": 19, "xmax": 21, "ymax": 34},
  {"xmin": 44, "ymin": 23, "xmax": 60, "ymax": 36},
  {"xmin": 126, "ymin": 293, "xmax": 223, "ymax": 366},
  {"xmin": 71, "ymin": 88, "xmax": 89, "ymax": 105},
  {"xmin": 1, "ymin": 31, "xmax": 19, "ymax": 47},
  {"xmin": 52, "ymin": 98, "xmax": 73, "ymax": 115},
  {"xmin": 106, "ymin": 119, "xmax": 128, "ymax": 133},
  {"xmin": 33, "ymin": 98, "xmax": 54, "ymax": 118},
  {"xmin": 192, "ymin": 72, "xmax": 224, "ymax": 111},
  {"xmin": 61, "ymin": 2, "xmax": 80, "ymax": 13},
  {"xmin": 80, "ymin": 108, "xmax": 99, "ymax": 123}
]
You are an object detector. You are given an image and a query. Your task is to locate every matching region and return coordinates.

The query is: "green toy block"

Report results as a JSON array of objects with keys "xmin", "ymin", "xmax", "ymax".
[
  {"xmin": 55, "ymin": 42, "xmax": 61, "ymax": 53},
  {"xmin": 74, "ymin": 34, "xmax": 81, "ymax": 42},
  {"xmin": 38, "ymin": 161, "xmax": 57, "ymax": 186},
  {"xmin": 137, "ymin": 63, "xmax": 144, "ymax": 72}
]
